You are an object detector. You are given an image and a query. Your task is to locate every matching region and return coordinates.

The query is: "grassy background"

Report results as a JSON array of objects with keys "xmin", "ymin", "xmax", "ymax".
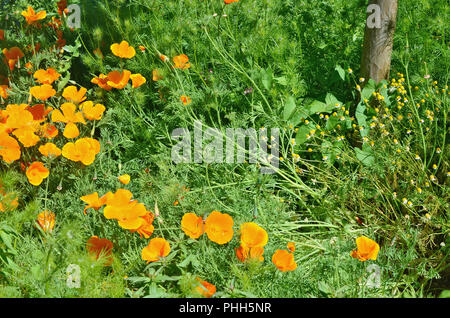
[{"xmin": 0, "ymin": 0, "xmax": 448, "ymax": 298}]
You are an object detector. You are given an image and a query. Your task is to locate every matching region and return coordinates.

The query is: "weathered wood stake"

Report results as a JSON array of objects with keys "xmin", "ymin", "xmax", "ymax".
[{"xmin": 360, "ymin": 0, "xmax": 398, "ymax": 84}]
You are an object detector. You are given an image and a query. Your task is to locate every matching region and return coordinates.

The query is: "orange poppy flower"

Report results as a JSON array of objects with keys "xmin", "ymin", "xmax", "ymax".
[
  {"xmin": 62, "ymin": 137, "xmax": 100, "ymax": 165},
  {"xmin": 27, "ymin": 104, "xmax": 53, "ymax": 122},
  {"xmin": 287, "ymin": 242, "xmax": 295, "ymax": 253},
  {"xmin": 130, "ymin": 211, "xmax": 155, "ymax": 239},
  {"xmin": 240, "ymin": 222, "xmax": 268, "ymax": 249},
  {"xmin": 0, "ymin": 85, "xmax": 9, "ymax": 99},
  {"xmin": 80, "ymin": 191, "xmax": 112, "ymax": 215},
  {"xmin": 110, "ymin": 41, "xmax": 136, "ymax": 59},
  {"xmin": 37, "ymin": 210, "xmax": 55, "ymax": 233},
  {"xmin": 30, "ymin": 84, "xmax": 56, "ymax": 101},
  {"xmin": 130, "ymin": 74, "xmax": 146, "ymax": 88},
  {"xmin": 3, "ymin": 47, "xmax": 24, "ymax": 71},
  {"xmin": 80, "ymin": 101, "xmax": 105, "ymax": 121},
  {"xmin": 350, "ymin": 236, "xmax": 380, "ymax": 261},
  {"xmin": 173, "ymin": 54, "xmax": 191, "ymax": 69},
  {"xmin": 224, "ymin": 0, "xmax": 239, "ymax": 3},
  {"xmin": 0, "ymin": 132, "xmax": 21, "ymax": 163},
  {"xmin": 181, "ymin": 212, "xmax": 204, "ymax": 239},
  {"xmin": 26, "ymin": 161, "xmax": 49, "ymax": 186},
  {"xmin": 91, "ymin": 74, "xmax": 112, "ymax": 91},
  {"xmin": 195, "ymin": 278, "xmax": 216, "ymax": 298},
  {"xmin": 3, "ymin": 104, "xmax": 40, "ymax": 147},
  {"xmin": 0, "ymin": 30, "xmax": 4, "ymax": 41},
  {"xmin": 103, "ymin": 189, "xmax": 148, "ymax": 230},
  {"xmin": 236, "ymin": 245, "xmax": 264, "ymax": 263},
  {"xmin": 141, "ymin": 237, "xmax": 170, "ymax": 263},
  {"xmin": 204, "ymin": 211, "xmax": 234, "ymax": 244},
  {"xmin": 272, "ymin": 249, "xmax": 297, "ymax": 272},
  {"xmin": 62, "ymin": 86, "xmax": 87, "ymax": 104},
  {"xmin": 138, "ymin": 45, "xmax": 146, "ymax": 52},
  {"xmin": 106, "ymin": 70, "xmax": 131, "ymax": 89},
  {"xmin": 86, "ymin": 236, "xmax": 114, "ymax": 266},
  {"xmin": 118, "ymin": 174, "xmax": 130, "ymax": 185},
  {"xmin": 12, "ymin": 128, "xmax": 40, "ymax": 148},
  {"xmin": 180, "ymin": 95, "xmax": 191, "ymax": 105},
  {"xmin": 21, "ymin": 6, "xmax": 47, "ymax": 25},
  {"xmin": 41, "ymin": 123, "xmax": 58, "ymax": 139},
  {"xmin": 38, "ymin": 142, "xmax": 61, "ymax": 158},
  {"xmin": 33, "ymin": 68, "xmax": 61, "ymax": 85},
  {"xmin": 51, "ymin": 102, "xmax": 86, "ymax": 139},
  {"xmin": 152, "ymin": 69, "xmax": 163, "ymax": 81}
]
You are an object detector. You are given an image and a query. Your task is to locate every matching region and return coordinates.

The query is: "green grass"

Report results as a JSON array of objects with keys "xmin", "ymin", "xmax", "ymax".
[{"xmin": 0, "ymin": 0, "xmax": 448, "ymax": 298}]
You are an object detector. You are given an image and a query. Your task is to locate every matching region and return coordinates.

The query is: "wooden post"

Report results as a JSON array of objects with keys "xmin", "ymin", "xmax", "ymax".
[{"xmin": 360, "ymin": 0, "xmax": 398, "ymax": 84}]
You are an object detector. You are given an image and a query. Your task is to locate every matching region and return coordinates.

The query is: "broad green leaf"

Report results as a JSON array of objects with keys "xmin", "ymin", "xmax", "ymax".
[
  {"xmin": 283, "ymin": 96, "xmax": 296, "ymax": 121},
  {"xmin": 261, "ymin": 68, "xmax": 273, "ymax": 90},
  {"xmin": 354, "ymin": 147, "xmax": 375, "ymax": 167},
  {"xmin": 295, "ymin": 125, "xmax": 312, "ymax": 145},
  {"xmin": 335, "ymin": 65, "xmax": 346, "ymax": 81}
]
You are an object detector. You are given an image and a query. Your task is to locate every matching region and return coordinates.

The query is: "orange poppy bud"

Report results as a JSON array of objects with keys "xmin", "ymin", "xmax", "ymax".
[
  {"xmin": 26, "ymin": 161, "xmax": 49, "ymax": 186},
  {"xmin": 287, "ymin": 242, "xmax": 295, "ymax": 253},
  {"xmin": 272, "ymin": 249, "xmax": 297, "ymax": 272},
  {"xmin": 138, "ymin": 45, "xmax": 146, "ymax": 52},
  {"xmin": 142, "ymin": 237, "xmax": 170, "ymax": 263},
  {"xmin": 110, "ymin": 41, "xmax": 136, "ymax": 59},
  {"xmin": 350, "ymin": 236, "xmax": 380, "ymax": 261},
  {"xmin": 118, "ymin": 174, "xmax": 130, "ymax": 185},
  {"xmin": 204, "ymin": 211, "xmax": 234, "ymax": 244},
  {"xmin": 159, "ymin": 53, "xmax": 169, "ymax": 62},
  {"xmin": 181, "ymin": 212, "xmax": 204, "ymax": 239},
  {"xmin": 37, "ymin": 210, "xmax": 55, "ymax": 233},
  {"xmin": 180, "ymin": 95, "xmax": 191, "ymax": 105}
]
